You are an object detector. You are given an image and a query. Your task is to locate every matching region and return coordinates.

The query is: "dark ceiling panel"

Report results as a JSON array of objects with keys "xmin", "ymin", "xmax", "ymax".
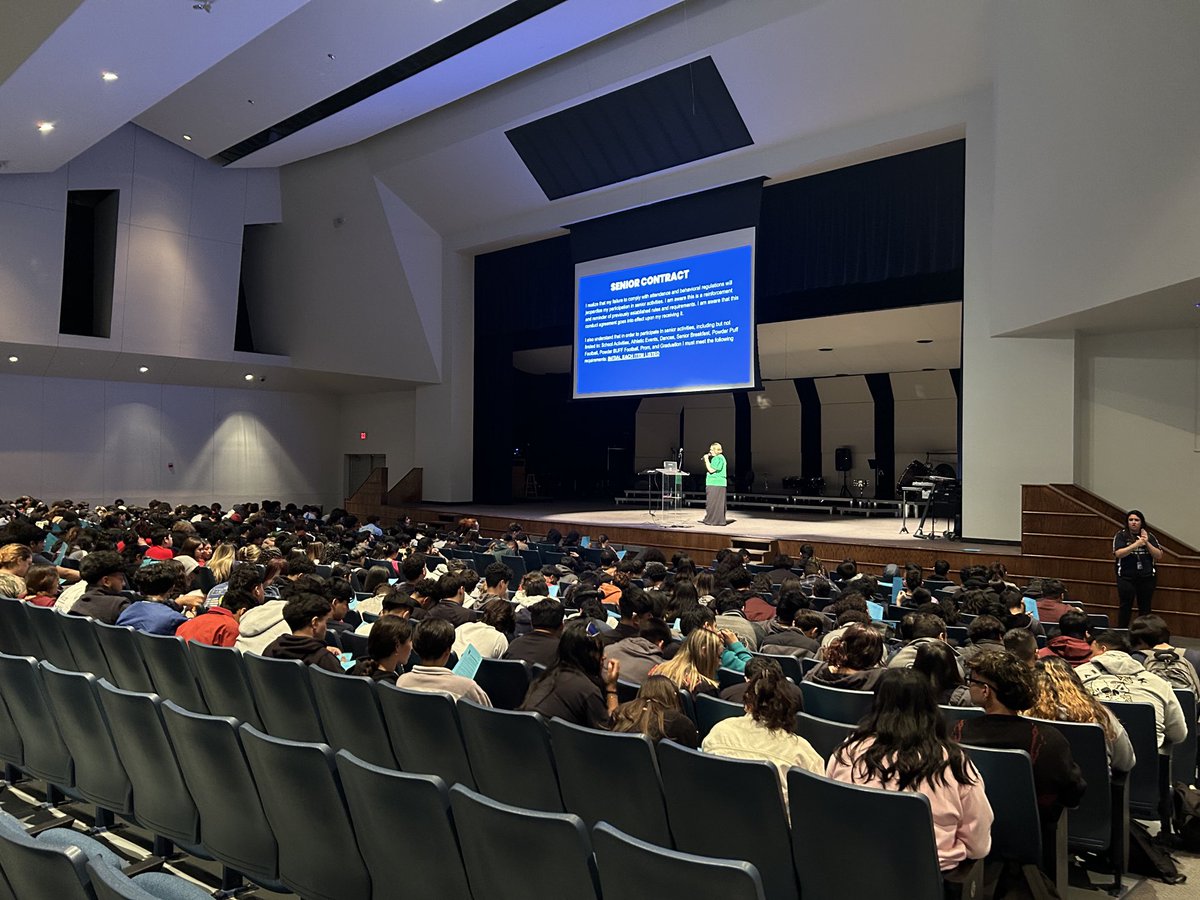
[{"xmin": 506, "ymin": 57, "xmax": 752, "ymax": 200}]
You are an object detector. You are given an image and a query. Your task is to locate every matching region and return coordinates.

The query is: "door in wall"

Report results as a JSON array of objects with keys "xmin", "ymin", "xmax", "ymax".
[{"xmin": 345, "ymin": 454, "xmax": 386, "ymax": 499}]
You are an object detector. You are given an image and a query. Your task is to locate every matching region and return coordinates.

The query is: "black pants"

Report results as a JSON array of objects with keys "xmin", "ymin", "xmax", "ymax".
[{"xmin": 1116, "ymin": 575, "xmax": 1155, "ymax": 627}]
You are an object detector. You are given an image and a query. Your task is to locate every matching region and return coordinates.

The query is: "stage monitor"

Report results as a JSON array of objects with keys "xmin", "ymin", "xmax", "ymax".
[{"xmin": 572, "ymin": 228, "xmax": 756, "ymax": 400}]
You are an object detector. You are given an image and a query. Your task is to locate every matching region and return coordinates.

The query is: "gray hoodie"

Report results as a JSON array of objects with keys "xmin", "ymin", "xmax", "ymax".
[
  {"xmin": 235, "ymin": 599, "xmax": 288, "ymax": 655},
  {"xmin": 1076, "ymin": 650, "xmax": 1187, "ymax": 751},
  {"xmin": 603, "ymin": 636, "xmax": 664, "ymax": 685}
]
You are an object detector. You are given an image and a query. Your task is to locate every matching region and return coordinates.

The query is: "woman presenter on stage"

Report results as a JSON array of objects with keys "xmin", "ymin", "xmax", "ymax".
[
  {"xmin": 701, "ymin": 442, "xmax": 727, "ymax": 526},
  {"xmin": 1113, "ymin": 508, "xmax": 1163, "ymax": 627}
]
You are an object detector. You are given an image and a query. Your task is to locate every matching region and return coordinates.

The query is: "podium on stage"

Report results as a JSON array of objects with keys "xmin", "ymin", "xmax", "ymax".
[{"xmin": 642, "ymin": 464, "xmax": 689, "ymax": 515}]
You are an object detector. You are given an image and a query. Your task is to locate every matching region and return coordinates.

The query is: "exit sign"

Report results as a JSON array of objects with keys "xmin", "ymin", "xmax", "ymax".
[{"xmin": 359, "ymin": 431, "xmax": 368, "ymax": 440}]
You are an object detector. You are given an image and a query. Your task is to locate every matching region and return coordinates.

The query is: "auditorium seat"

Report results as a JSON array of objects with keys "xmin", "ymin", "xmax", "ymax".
[
  {"xmin": 656, "ymin": 740, "xmax": 796, "ymax": 900},
  {"xmin": 793, "ymin": 712, "xmax": 853, "ymax": 763},
  {"xmin": 0, "ymin": 597, "xmax": 37, "ymax": 657},
  {"xmin": 86, "ymin": 858, "xmax": 214, "ymax": 900},
  {"xmin": 592, "ymin": 822, "xmax": 766, "ymax": 900},
  {"xmin": 1172, "ymin": 688, "xmax": 1197, "ymax": 789},
  {"xmin": 717, "ymin": 666, "xmax": 746, "ymax": 691},
  {"xmin": 239, "ymin": 725, "xmax": 371, "ymax": 900},
  {"xmin": 334, "ymin": 750, "xmax": 472, "ymax": 900},
  {"xmin": 749, "ymin": 652, "xmax": 804, "ymax": 683},
  {"xmin": 56, "ymin": 612, "xmax": 116, "ymax": 684},
  {"xmin": 548, "ymin": 718, "xmax": 672, "ymax": 847},
  {"xmin": 186, "ymin": 642, "xmax": 263, "ymax": 729},
  {"xmin": 449, "ymin": 784, "xmax": 600, "ymax": 900},
  {"xmin": 136, "ymin": 633, "xmax": 207, "ymax": 715},
  {"xmin": 798, "ymin": 681, "xmax": 874, "ymax": 725},
  {"xmin": 0, "ymin": 809, "xmax": 126, "ymax": 900},
  {"xmin": 694, "ymin": 694, "xmax": 744, "ymax": 739},
  {"xmin": 308, "ymin": 666, "xmax": 398, "ymax": 769},
  {"xmin": 457, "ymin": 701, "xmax": 563, "ymax": 812},
  {"xmin": 939, "ymin": 704, "xmax": 985, "ymax": 729},
  {"xmin": 0, "ymin": 653, "xmax": 75, "ymax": 801},
  {"xmin": 1101, "ymin": 701, "xmax": 1169, "ymax": 829},
  {"xmin": 24, "ymin": 606, "xmax": 78, "ymax": 672},
  {"xmin": 242, "ymin": 653, "xmax": 327, "ymax": 744},
  {"xmin": 378, "ymin": 683, "xmax": 475, "ymax": 789},
  {"xmin": 160, "ymin": 702, "xmax": 285, "ymax": 893},
  {"xmin": 93, "ymin": 623, "xmax": 156, "ymax": 694},
  {"xmin": 473, "ymin": 657, "xmax": 532, "ymax": 710}
]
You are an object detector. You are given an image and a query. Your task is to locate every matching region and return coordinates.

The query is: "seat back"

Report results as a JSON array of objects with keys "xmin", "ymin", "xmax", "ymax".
[
  {"xmin": 238, "ymin": 725, "xmax": 370, "ymax": 900},
  {"xmin": 717, "ymin": 667, "xmax": 746, "ymax": 691},
  {"xmin": 794, "ymin": 712, "xmax": 854, "ymax": 762},
  {"xmin": 377, "ymin": 683, "xmax": 475, "ymax": 788},
  {"xmin": 339, "ymin": 630, "xmax": 369, "ymax": 659},
  {"xmin": 160, "ymin": 701, "xmax": 280, "ymax": 888},
  {"xmin": 1172, "ymin": 688, "xmax": 1197, "ymax": 788},
  {"xmin": 657, "ymin": 741, "xmax": 795, "ymax": 900},
  {"xmin": 95, "ymin": 681, "xmax": 200, "ymax": 848},
  {"xmin": 24, "ymin": 606, "xmax": 77, "ymax": 671},
  {"xmin": 93, "ymin": 623, "xmax": 155, "ymax": 693},
  {"xmin": 186, "ymin": 642, "xmax": 263, "ymax": 729},
  {"xmin": 0, "ymin": 653, "xmax": 72, "ymax": 788},
  {"xmin": 449, "ymin": 784, "xmax": 599, "ymax": 900},
  {"xmin": 39, "ymin": 662, "xmax": 132, "ymax": 814},
  {"xmin": 458, "ymin": 701, "xmax": 562, "ymax": 811},
  {"xmin": 0, "ymin": 690, "xmax": 23, "ymax": 771},
  {"xmin": 241, "ymin": 652, "xmax": 326, "ymax": 743},
  {"xmin": 0, "ymin": 598, "xmax": 38, "ymax": 657},
  {"xmin": 136, "ymin": 633, "xmax": 207, "ymax": 713},
  {"xmin": 548, "ymin": 717, "xmax": 672, "ymax": 847},
  {"xmin": 308, "ymin": 666, "xmax": 397, "ymax": 769},
  {"xmin": 787, "ymin": 768, "xmax": 943, "ymax": 900},
  {"xmin": 54, "ymin": 612, "xmax": 115, "ymax": 683},
  {"xmin": 750, "ymin": 652, "xmax": 804, "ymax": 683},
  {"xmin": 0, "ymin": 817, "xmax": 92, "ymax": 900},
  {"xmin": 961, "ymin": 745, "xmax": 1041, "ymax": 863},
  {"xmin": 798, "ymin": 681, "xmax": 875, "ymax": 724},
  {"xmin": 473, "ymin": 657, "xmax": 531, "ymax": 710},
  {"xmin": 694, "ymin": 694, "xmax": 744, "ymax": 739},
  {"xmin": 1030, "ymin": 718, "xmax": 1113, "ymax": 851},
  {"xmin": 1101, "ymin": 701, "xmax": 1161, "ymax": 819},
  {"xmin": 940, "ymin": 704, "xmax": 985, "ymax": 728},
  {"xmin": 592, "ymin": 822, "xmax": 765, "ymax": 900},
  {"xmin": 334, "ymin": 750, "xmax": 472, "ymax": 900}
]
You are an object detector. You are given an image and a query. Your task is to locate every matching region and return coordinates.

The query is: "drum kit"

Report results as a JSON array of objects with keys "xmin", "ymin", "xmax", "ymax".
[{"xmin": 898, "ymin": 460, "xmax": 959, "ymax": 539}]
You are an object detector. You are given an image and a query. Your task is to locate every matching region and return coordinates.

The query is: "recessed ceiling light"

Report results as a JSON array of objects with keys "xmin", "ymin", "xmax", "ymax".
[
  {"xmin": 916, "ymin": 339, "xmax": 933, "ymax": 344},
  {"xmin": 247, "ymin": 99, "xmax": 254, "ymax": 104},
  {"xmin": 36, "ymin": 121, "xmax": 54, "ymax": 134},
  {"xmin": 101, "ymin": 71, "xmax": 119, "ymax": 82},
  {"xmin": 182, "ymin": 134, "xmax": 192, "ymax": 142},
  {"xmin": 818, "ymin": 347, "xmax": 834, "ymax": 352},
  {"xmin": 138, "ymin": 366, "xmax": 149, "ymax": 373},
  {"xmin": 7, "ymin": 356, "xmax": 17, "ymax": 364},
  {"xmin": 244, "ymin": 373, "xmax": 255, "ymax": 381},
  {"xmin": 327, "ymin": 53, "xmax": 336, "ymax": 60}
]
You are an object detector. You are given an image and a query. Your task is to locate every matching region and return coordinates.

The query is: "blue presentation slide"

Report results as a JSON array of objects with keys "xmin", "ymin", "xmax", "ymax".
[{"xmin": 574, "ymin": 243, "xmax": 754, "ymax": 399}]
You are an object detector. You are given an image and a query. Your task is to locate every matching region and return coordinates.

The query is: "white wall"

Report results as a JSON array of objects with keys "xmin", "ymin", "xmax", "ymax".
[
  {"xmin": 816, "ymin": 376, "xmax": 875, "ymax": 493},
  {"xmin": 0, "ymin": 372, "xmax": 339, "ymax": 509},
  {"xmin": 892, "ymin": 370, "xmax": 957, "ymax": 486},
  {"xmin": 748, "ymin": 380, "xmax": 801, "ymax": 490},
  {"xmin": 1076, "ymin": 329, "xmax": 1200, "ymax": 547},
  {"xmin": 335, "ymin": 391, "xmax": 418, "ymax": 499}
]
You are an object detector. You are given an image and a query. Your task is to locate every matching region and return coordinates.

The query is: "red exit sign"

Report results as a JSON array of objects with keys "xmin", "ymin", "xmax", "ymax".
[{"xmin": 359, "ymin": 431, "xmax": 368, "ymax": 440}]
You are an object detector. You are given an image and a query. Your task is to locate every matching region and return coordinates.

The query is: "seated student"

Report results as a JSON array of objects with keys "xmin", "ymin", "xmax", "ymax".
[
  {"xmin": 1034, "ymin": 578, "xmax": 1076, "ymax": 624},
  {"xmin": 0, "ymin": 544, "xmax": 32, "ymax": 590},
  {"xmin": 759, "ymin": 591, "xmax": 822, "ymax": 658},
  {"xmin": 913, "ymin": 640, "xmax": 973, "ymax": 707},
  {"xmin": 424, "ymin": 571, "xmax": 481, "ymax": 627},
  {"xmin": 175, "ymin": 586, "xmax": 257, "ymax": 648},
  {"xmin": 609, "ymin": 674, "xmax": 699, "ymax": 748},
  {"xmin": 888, "ymin": 611, "xmax": 954, "ymax": 668},
  {"xmin": 957, "ymin": 615, "xmax": 1006, "ymax": 666},
  {"xmin": 1027, "ymin": 657, "xmax": 1135, "ymax": 773},
  {"xmin": 349, "ymin": 617, "xmax": 414, "ymax": 684},
  {"xmin": 396, "ymin": 619, "xmax": 492, "ymax": 705},
  {"xmin": 702, "ymin": 663, "xmax": 823, "ymax": 808},
  {"xmin": 804, "ymin": 624, "xmax": 887, "ymax": 692},
  {"xmin": 600, "ymin": 584, "xmax": 653, "ymax": 646},
  {"xmin": 828, "ymin": 669, "xmax": 993, "ymax": 871},
  {"xmin": 21, "ymin": 565, "xmax": 60, "ymax": 607},
  {"xmin": 452, "ymin": 597, "xmax": 513, "ymax": 660},
  {"xmin": 1003, "ymin": 628, "xmax": 1039, "ymax": 668},
  {"xmin": 503, "ymin": 598, "xmax": 564, "ymax": 669},
  {"xmin": 603, "ymin": 618, "xmax": 673, "ymax": 685},
  {"xmin": 1075, "ymin": 630, "xmax": 1187, "ymax": 753},
  {"xmin": 1037, "ymin": 611, "xmax": 1094, "ymax": 665},
  {"xmin": 713, "ymin": 591, "xmax": 762, "ymax": 650},
  {"xmin": 116, "ymin": 563, "xmax": 188, "ymax": 635},
  {"xmin": 0, "ymin": 573, "xmax": 25, "ymax": 599},
  {"xmin": 519, "ymin": 620, "xmax": 619, "ymax": 726},
  {"xmin": 69, "ymin": 551, "xmax": 132, "ymax": 624},
  {"xmin": 647, "ymin": 628, "xmax": 726, "ymax": 696},
  {"xmin": 921, "ymin": 559, "xmax": 955, "ymax": 596},
  {"xmin": 143, "ymin": 528, "xmax": 174, "ymax": 561},
  {"xmin": 1128, "ymin": 614, "xmax": 1200, "ymax": 697},
  {"xmin": 953, "ymin": 650, "xmax": 1086, "ymax": 832},
  {"xmin": 354, "ymin": 589, "xmax": 420, "ymax": 636},
  {"xmin": 719, "ymin": 655, "xmax": 804, "ymax": 712},
  {"xmin": 513, "ymin": 570, "xmax": 550, "ymax": 607},
  {"xmin": 261, "ymin": 593, "xmax": 344, "ymax": 673}
]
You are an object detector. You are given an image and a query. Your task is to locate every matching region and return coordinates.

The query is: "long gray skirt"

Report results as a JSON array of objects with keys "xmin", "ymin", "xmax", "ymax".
[{"xmin": 702, "ymin": 485, "xmax": 727, "ymax": 526}]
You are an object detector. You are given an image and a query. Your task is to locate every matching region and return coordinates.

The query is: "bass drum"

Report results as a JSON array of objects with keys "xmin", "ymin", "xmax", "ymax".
[
  {"xmin": 897, "ymin": 459, "xmax": 931, "ymax": 491},
  {"xmin": 933, "ymin": 463, "xmax": 957, "ymax": 480}
]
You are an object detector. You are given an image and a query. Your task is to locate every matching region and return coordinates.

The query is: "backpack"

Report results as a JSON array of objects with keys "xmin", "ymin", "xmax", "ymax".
[
  {"xmin": 1128, "ymin": 820, "xmax": 1186, "ymax": 884},
  {"xmin": 1173, "ymin": 782, "xmax": 1200, "ymax": 852},
  {"xmin": 1141, "ymin": 648, "xmax": 1198, "ymax": 691}
]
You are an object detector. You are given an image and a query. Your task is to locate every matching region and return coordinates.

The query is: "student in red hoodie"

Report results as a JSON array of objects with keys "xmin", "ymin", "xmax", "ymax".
[
  {"xmin": 176, "ymin": 587, "xmax": 259, "ymax": 648},
  {"xmin": 1037, "ymin": 609, "xmax": 1093, "ymax": 667}
]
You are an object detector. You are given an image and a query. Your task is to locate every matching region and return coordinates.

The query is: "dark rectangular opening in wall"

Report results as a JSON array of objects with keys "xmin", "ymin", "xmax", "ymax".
[{"xmin": 59, "ymin": 189, "xmax": 119, "ymax": 337}]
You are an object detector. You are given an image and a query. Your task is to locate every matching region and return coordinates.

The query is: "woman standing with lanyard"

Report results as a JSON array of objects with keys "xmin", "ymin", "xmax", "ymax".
[
  {"xmin": 701, "ymin": 442, "xmax": 727, "ymax": 526},
  {"xmin": 1113, "ymin": 509, "xmax": 1163, "ymax": 627}
]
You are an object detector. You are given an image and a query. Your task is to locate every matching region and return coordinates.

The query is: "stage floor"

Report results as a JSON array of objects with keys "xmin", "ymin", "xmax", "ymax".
[{"xmin": 424, "ymin": 501, "xmax": 1020, "ymax": 556}]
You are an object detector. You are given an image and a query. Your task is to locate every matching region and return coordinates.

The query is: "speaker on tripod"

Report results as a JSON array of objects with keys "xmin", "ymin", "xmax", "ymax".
[{"xmin": 835, "ymin": 447, "xmax": 852, "ymax": 498}]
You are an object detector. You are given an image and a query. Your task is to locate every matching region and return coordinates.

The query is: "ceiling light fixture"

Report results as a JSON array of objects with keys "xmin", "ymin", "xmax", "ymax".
[
  {"xmin": 101, "ymin": 71, "xmax": 119, "ymax": 82},
  {"xmin": 193, "ymin": 1, "xmax": 214, "ymax": 12},
  {"xmin": 138, "ymin": 366, "xmax": 149, "ymax": 373},
  {"xmin": 182, "ymin": 134, "xmax": 192, "ymax": 141},
  {"xmin": 7, "ymin": 357, "xmax": 17, "ymax": 364},
  {"xmin": 327, "ymin": 53, "xmax": 336, "ymax": 60},
  {"xmin": 818, "ymin": 347, "xmax": 834, "ymax": 352},
  {"xmin": 916, "ymin": 339, "xmax": 933, "ymax": 344},
  {"xmin": 36, "ymin": 121, "xmax": 54, "ymax": 134},
  {"xmin": 243, "ymin": 373, "xmax": 255, "ymax": 381}
]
